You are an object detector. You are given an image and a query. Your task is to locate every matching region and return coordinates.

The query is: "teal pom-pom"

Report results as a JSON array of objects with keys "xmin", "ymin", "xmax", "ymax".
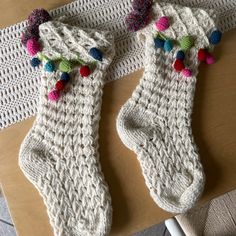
[
  {"xmin": 209, "ymin": 30, "xmax": 222, "ymax": 45},
  {"xmin": 154, "ymin": 37, "xmax": 165, "ymax": 48},
  {"xmin": 176, "ymin": 50, "xmax": 185, "ymax": 61},
  {"xmin": 89, "ymin": 47, "xmax": 103, "ymax": 61},
  {"xmin": 44, "ymin": 61, "xmax": 55, "ymax": 72},
  {"xmin": 164, "ymin": 40, "xmax": 173, "ymax": 52},
  {"xmin": 30, "ymin": 57, "xmax": 41, "ymax": 67},
  {"xmin": 60, "ymin": 72, "xmax": 70, "ymax": 82}
]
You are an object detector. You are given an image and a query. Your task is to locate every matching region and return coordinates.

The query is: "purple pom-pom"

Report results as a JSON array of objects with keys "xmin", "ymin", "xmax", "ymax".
[
  {"xmin": 132, "ymin": 0, "xmax": 153, "ymax": 14},
  {"xmin": 28, "ymin": 8, "xmax": 51, "ymax": 28},
  {"xmin": 21, "ymin": 26, "xmax": 39, "ymax": 46},
  {"xmin": 125, "ymin": 11, "xmax": 152, "ymax": 32}
]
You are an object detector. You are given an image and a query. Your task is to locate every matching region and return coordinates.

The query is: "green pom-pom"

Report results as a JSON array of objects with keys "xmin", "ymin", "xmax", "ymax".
[
  {"xmin": 180, "ymin": 35, "xmax": 194, "ymax": 51},
  {"xmin": 37, "ymin": 52, "xmax": 44, "ymax": 61},
  {"xmin": 59, "ymin": 59, "xmax": 72, "ymax": 72}
]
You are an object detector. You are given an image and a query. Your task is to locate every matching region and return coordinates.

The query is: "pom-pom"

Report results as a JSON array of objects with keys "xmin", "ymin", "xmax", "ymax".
[
  {"xmin": 89, "ymin": 47, "xmax": 103, "ymax": 61},
  {"xmin": 55, "ymin": 80, "xmax": 66, "ymax": 91},
  {"xmin": 197, "ymin": 48, "xmax": 207, "ymax": 62},
  {"xmin": 30, "ymin": 57, "xmax": 41, "ymax": 67},
  {"xmin": 59, "ymin": 60, "xmax": 72, "ymax": 72},
  {"xmin": 125, "ymin": 10, "xmax": 151, "ymax": 32},
  {"xmin": 132, "ymin": 0, "xmax": 153, "ymax": 14},
  {"xmin": 205, "ymin": 53, "xmax": 215, "ymax": 65},
  {"xmin": 176, "ymin": 50, "xmax": 185, "ymax": 61},
  {"xmin": 164, "ymin": 40, "xmax": 173, "ymax": 52},
  {"xmin": 48, "ymin": 89, "xmax": 60, "ymax": 102},
  {"xmin": 155, "ymin": 16, "xmax": 169, "ymax": 32},
  {"xmin": 44, "ymin": 61, "xmax": 55, "ymax": 72},
  {"xmin": 209, "ymin": 30, "xmax": 222, "ymax": 45},
  {"xmin": 28, "ymin": 8, "xmax": 51, "ymax": 28},
  {"xmin": 60, "ymin": 72, "xmax": 70, "ymax": 82},
  {"xmin": 180, "ymin": 35, "xmax": 193, "ymax": 51},
  {"xmin": 26, "ymin": 38, "xmax": 41, "ymax": 56},
  {"xmin": 154, "ymin": 37, "xmax": 165, "ymax": 48},
  {"xmin": 173, "ymin": 59, "xmax": 185, "ymax": 72},
  {"xmin": 182, "ymin": 68, "xmax": 192, "ymax": 77},
  {"xmin": 80, "ymin": 65, "xmax": 91, "ymax": 77},
  {"xmin": 21, "ymin": 26, "xmax": 39, "ymax": 46}
]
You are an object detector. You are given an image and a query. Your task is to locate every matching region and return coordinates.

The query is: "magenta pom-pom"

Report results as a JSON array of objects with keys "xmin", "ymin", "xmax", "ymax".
[
  {"xmin": 26, "ymin": 38, "xmax": 41, "ymax": 56},
  {"xmin": 28, "ymin": 8, "xmax": 51, "ymax": 28},
  {"xmin": 206, "ymin": 53, "xmax": 215, "ymax": 65},
  {"xmin": 48, "ymin": 89, "xmax": 60, "ymax": 102},
  {"xmin": 155, "ymin": 16, "xmax": 169, "ymax": 31},
  {"xmin": 132, "ymin": 0, "xmax": 153, "ymax": 14},
  {"xmin": 125, "ymin": 11, "xmax": 152, "ymax": 32},
  {"xmin": 182, "ymin": 68, "xmax": 192, "ymax": 77},
  {"xmin": 21, "ymin": 26, "xmax": 39, "ymax": 46}
]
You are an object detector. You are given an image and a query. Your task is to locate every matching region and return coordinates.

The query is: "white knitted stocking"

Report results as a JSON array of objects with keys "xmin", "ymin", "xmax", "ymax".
[
  {"xmin": 117, "ymin": 2, "xmax": 219, "ymax": 213},
  {"xmin": 19, "ymin": 21, "xmax": 115, "ymax": 236}
]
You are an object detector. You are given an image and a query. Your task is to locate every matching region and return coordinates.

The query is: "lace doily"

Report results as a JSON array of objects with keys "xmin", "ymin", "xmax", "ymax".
[{"xmin": 0, "ymin": 0, "xmax": 236, "ymax": 129}]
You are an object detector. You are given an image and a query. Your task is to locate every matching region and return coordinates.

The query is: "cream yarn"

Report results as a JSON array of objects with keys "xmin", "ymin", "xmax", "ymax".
[
  {"xmin": 19, "ymin": 20, "xmax": 115, "ymax": 236},
  {"xmin": 117, "ymin": 2, "xmax": 218, "ymax": 213},
  {"xmin": 1, "ymin": 0, "xmax": 236, "ymax": 129}
]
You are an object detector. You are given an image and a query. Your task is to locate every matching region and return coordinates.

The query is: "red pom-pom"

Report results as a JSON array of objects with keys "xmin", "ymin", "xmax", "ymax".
[
  {"xmin": 80, "ymin": 66, "xmax": 91, "ymax": 77},
  {"xmin": 197, "ymin": 48, "xmax": 207, "ymax": 62},
  {"xmin": 55, "ymin": 80, "xmax": 66, "ymax": 91},
  {"xmin": 173, "ymin": 59, "xmax": 185, "ymax": 72}
]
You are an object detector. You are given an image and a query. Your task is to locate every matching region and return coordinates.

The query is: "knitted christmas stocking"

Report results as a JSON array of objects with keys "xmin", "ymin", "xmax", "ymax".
[
  {"xmin": 117, "ymin": 1, "xmax": 221, "ymax": 213},
  {"xmin": 19, "ymin": 20, "xmax": 115, "ymax": 236}
]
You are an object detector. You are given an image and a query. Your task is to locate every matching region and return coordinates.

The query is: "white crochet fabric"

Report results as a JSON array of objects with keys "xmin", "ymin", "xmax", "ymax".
[
  {"xmin": 117, "ymin": 2, "xmax": 217, "ymax": 213},
  {"xmin": 0, "ymin": 0, "xmax": 236, "ymax": 129},
  {"xmin": 19, "ymin": 20, "xmax": 115, "ymax": 236}
]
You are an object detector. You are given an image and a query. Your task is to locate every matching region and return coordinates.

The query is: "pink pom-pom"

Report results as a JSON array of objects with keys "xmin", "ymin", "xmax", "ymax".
[
  {"xmin": 155, "ymin": 16, "xmax": 169, "ymax": 31},
  {"xmin": 182, "ymin": 68, "xmax": 192, "ymax": 77},
  {"xmin": 26, "ymin": 39, "xmax": 41, "ymax": 56},
  {"xmin": 206, "ymin": 53, "xmax": 215, "ymax": 65},
  {"xmin": 48, "ymin": 89, "xmax": 60, "ymax": 102}
]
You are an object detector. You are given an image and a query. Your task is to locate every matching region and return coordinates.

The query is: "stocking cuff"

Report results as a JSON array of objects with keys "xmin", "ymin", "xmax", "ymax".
[
  {"xmin": 39, "ymin": 20, "xmax": 115, "ymax": 65},
  {"xmin": 137, "ymin": 2, "xmax": 219, "ymax": 50}
]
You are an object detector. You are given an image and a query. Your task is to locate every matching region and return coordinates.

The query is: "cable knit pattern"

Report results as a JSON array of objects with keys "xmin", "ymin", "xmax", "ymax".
[
  {"xmin": 19, "ymin": 21, "xmax": 115, "ymax": 236},
  {"xmin": 117, "ymin": 2, "xmax": 217, "ymax": 213},
  {"xmin": 1, "ymin": 0, "xmax": 236, "ymax": 129}
]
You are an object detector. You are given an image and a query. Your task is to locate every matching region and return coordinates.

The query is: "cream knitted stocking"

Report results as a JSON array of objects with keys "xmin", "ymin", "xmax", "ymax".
[
  {"xmin": 19, "ymin": 20, "xmax": 115, "ymax": 236},
  {"xmin": 117, "ymin": 2, "xmax": 219, "ymax": 213}
]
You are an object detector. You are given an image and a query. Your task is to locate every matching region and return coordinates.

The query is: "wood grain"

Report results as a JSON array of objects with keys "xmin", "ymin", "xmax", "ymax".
[{"xmin": 0, "ymin": 1, "xmax": 236, "ymax": 236}]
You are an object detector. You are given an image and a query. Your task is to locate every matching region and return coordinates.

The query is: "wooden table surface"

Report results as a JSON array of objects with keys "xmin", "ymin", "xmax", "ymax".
[{"xmin": 1, "ymin": 1, "xmax": 236, "ymax": 236}]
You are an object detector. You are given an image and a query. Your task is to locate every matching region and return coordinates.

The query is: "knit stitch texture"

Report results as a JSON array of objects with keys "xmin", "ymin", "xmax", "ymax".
[
  {"xmin": 19, "ymin": 20, "xmax": 115, "ymax": 236},
  {"xmin": 117, "ymin": 2, "xmax": 218, "ymax": 213},
  {"xmin": 1, "ymin": 0, "xmax": 236, "ymax": 129}
]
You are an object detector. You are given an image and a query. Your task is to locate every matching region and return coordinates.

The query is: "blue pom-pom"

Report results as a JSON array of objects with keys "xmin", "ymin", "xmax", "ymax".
[
  {"xmin": 154, "ymin": 37, "xmax": 165, "ymax": 49},
  {"xmin": 209, "ymin": 30, "xmax": 222, "ymax": 45},
  {"xmin": 164, "ymin": 40, "xmax": 173, "ymax": 52},
  {"xmin": 60, "ymin": 72, "xmax": 70, "ymax": 82},
  {"xmin": 176, "ymin": 50, "xmax": 185, "ymax": 61},
  {"xmin": 30, "ymin": 57, "xmax": 41, "ymax": 67},
  {"xmin": 89, "ymin": 47, "xmax": 103, "ymax": 61},
  {"xmin": 44, "ymin": 61, "xmax": 55, "ymax": 72}
]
